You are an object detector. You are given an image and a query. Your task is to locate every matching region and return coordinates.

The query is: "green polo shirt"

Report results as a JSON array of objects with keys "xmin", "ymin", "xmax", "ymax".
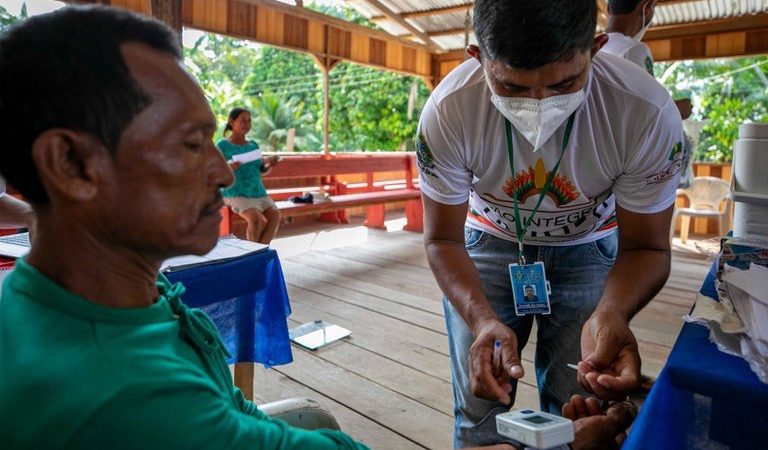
[
  {"xmin": 217, "ymin": 139, "xmax": 269, "ymax": 198},
  {"xmin": 0, "ymin": 259, "xmax": 368, "ymax": 450}
]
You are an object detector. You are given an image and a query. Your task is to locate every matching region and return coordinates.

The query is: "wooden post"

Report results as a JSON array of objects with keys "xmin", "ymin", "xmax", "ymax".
[
  {"xmin": 150, "ymin": 0, "xmax": 182, "ymax": 44},
  {"xmin": 311, "ymin": 26, "xmax": 340, "ymax": 158},
  {"xmin": 234, "ymin": 362, "xmax": 254, "ymax": 400},
  {"xmin": 322, "ymin": 65, "xmax": 331, "ymax": 156}
]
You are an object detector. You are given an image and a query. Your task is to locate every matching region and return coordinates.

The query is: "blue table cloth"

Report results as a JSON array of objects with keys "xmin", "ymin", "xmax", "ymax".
[
  {"xmin": 166, "ymin": 249, "xmax": 293, "ymax": 368},
  {"xmin": 623, "ymin": 263, "xmax": 768, "ymax": 449}
]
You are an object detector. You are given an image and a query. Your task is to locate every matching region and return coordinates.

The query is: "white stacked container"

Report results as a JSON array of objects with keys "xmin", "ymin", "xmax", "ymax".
[{"xmin": 732, "ymin": 123, "xmax": 768, "ymax": 238}]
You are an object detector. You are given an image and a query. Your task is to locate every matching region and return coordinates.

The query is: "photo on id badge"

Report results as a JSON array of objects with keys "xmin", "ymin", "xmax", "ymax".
[{"xmin": 509, "ymin": 261, "xmax": 551, "ymax": 316}]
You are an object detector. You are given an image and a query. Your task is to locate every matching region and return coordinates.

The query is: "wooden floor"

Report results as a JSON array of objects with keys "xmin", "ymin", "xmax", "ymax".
[{"xmin": 249, "ymin": 215, "xmax": 711, "ymax": 450}]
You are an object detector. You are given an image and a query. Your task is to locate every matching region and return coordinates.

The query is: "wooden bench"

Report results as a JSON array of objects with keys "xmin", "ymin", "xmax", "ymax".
[{"xmin": 219, "ymin": 153, "xmax": 423, "ymax": 235}]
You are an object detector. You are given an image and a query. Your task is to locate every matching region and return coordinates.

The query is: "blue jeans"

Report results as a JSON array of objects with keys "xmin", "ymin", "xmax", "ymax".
[{"xmin": 445, "ymin": 228, "xmax": 618, "ymax": 448}]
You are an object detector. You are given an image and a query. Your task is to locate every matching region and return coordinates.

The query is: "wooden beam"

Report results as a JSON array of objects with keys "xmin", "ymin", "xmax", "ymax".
[
  {"xmin": 427, "ymin": 27, "xmax": 468, "ymax": 38},
  {"xmin": 150, "ymin": 0, "xmax": 182, "ymax": 42},
  {"xmin": 647, "ymin": 28, "xmax": 768, "ymax": 61},
  {"xmin": 644, "ymin": 13, "xmax": 768, "ymax": 41},
  {"xmin": 358, "ymin": 0, "xmax": 437, "ymax": 49},
  {"xmin": 596, "ymin": 0, "xmax": 608, "ymax": 30},
  {"xmin": 63, "ymin": 0, "xmax": 435, "ymax": 80},
  {"xmin": 238, "ymin": 0, "xmax": 431, "ymax": 51}
]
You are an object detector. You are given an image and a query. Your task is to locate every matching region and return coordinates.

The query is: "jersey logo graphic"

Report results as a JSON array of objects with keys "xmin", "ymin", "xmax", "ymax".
[
  {"xmin": 416, "ymin": 133, "xmax": 439, "ymax": 179},
  {"xmin": 645, "ymin": 57, "xmax": 654, "ymax": 76},
  {"xmin": 647, "ymin": 141, "xmax": 685, "ymax": 185},
  {"xmin": 502, "ymin": 158, "xmax": 580, "ymax": 207}
]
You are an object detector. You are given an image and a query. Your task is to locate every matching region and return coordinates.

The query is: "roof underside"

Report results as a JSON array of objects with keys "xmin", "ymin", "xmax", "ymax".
[{"xmin": 344, "ymin": 0, "xmax": 768, "ymax": 52}]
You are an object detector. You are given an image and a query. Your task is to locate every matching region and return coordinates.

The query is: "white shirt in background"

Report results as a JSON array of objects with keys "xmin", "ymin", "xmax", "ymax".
[{"xmin": 600, "ymin": 32, "xmax": 655, "ymax": 75}]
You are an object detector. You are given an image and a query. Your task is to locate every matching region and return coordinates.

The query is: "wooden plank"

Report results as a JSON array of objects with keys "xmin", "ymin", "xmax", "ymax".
[
  {"xmin": 350, "ymin": 33, "xmax": 370, "ymax": 62},
  {"xmin": 282, "ymin": 260, "xmax": 445, "ymax": 333},
  {"xmin": 251, "ymin": 365, "xmax": 425, "ymax": 450},
  {"xmin": 285, "ymin": 273, "xmax": 543, "ymax": 410},
  {"xmin": 265, "ymin": 155, "xmax": 410, "ymax": 179},
  {"xmin": 274, "ymin": 347, "xmax": 453, "ymax": 449},
  {"xmin": 276, "ymin": 189, "xmax": 420, "ymax": 217}
]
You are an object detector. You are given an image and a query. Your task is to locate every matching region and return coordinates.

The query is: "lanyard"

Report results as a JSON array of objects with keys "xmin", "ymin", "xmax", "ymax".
[{"xmin": 504, "ymin": 113, "xmax": 575, "ymax": 264}]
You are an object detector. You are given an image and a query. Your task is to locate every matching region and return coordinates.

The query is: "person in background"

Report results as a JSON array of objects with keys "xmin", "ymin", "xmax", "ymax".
[
  {"xmin": 217, "ymin": 108, "xmax": 281, "ymax": 245},
  {"xmin": 675, "ymin": 98, "xmax": 696, "ymax": 188},
  {"xmin": 602, "ymin": 0, "xmax": 657, "ymax": 76},
  {"xmin": 0, "ymin": 177, "xmax": 34, "ymax": 231}
]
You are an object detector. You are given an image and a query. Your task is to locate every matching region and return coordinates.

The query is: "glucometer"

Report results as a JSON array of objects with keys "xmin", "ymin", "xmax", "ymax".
[{"xmin": 496, "ymin": 409, "xmax": 574, "ymax": 449}]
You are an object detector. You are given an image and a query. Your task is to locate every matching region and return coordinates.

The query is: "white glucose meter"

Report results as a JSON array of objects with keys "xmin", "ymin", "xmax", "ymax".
[{"xmin": 496, "ymin": 409, "xmax": 574, "ymax": 449}]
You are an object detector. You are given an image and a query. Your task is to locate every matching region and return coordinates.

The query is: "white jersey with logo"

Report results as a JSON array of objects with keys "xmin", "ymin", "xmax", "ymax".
[
  {"xmin": 416, "ymin": 53, "xmax": 684, "ymax": 246},
  {"xmin": 600, "ymin": 32, "xmax": 654, "ymax": 75}
]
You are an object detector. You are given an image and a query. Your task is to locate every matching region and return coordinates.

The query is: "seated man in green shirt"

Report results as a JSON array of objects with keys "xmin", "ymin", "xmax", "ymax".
[{"xmin": 0, "ymin": 6, "xmax": 524, "ymax": 450}]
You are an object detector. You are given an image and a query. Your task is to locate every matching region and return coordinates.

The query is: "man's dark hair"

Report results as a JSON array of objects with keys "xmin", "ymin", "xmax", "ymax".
[
  {"xmin": 608, "ymin": 0, "xmax": 645, "ymax": 15},
  {"xmin": 473, "ymin": 0, "xmax": 597, "ymax": 70},
  {"xmin": 0, "ymin": 5, "xmax": 181, "ymax": 204}
]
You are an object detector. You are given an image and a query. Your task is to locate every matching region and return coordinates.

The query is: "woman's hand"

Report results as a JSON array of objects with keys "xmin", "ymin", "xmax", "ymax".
[{"xmin": 228, "ymin": 161, "xmax": 242, "ymax": 171}]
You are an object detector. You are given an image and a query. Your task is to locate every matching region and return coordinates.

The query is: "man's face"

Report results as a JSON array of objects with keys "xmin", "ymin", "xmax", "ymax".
[
  {"xmin": 95, "ymin": 43, "xmax": 233, "ymax": 259},
  {"xmin": 525, "ymin": 286, "xmax": 535, "ymax": 298},
  {"xmin": 480, "ymin": 49, "xmax": 592, "ymax": 101}
]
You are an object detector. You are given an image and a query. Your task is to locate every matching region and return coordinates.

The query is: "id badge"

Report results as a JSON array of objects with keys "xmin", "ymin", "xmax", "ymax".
[{"xmin": 509, "ymin": 261, "xmax": 552, "ymax": 316}]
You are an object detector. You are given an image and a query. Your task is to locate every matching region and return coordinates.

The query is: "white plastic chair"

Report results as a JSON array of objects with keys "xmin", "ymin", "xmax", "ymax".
[
  {"xmin": 671, "ymin": 176, "xmax": 733, "ymax": 244},
  {"xmin": 260, "ymin": 398, "xmax": 342, "ymax": 431}
]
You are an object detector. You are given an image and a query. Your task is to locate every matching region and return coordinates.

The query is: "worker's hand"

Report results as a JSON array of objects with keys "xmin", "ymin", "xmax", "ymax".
[
  {"xmin": 469, "ymin": 320, "xmax": 524, "ymax": 405},
  {"xmin": 577, "ymin": 310, "xmax": 640, "ymax": 400},
  {"xmin": 228, "ymin": 161, "xmax": 242, "ymax": 171}
]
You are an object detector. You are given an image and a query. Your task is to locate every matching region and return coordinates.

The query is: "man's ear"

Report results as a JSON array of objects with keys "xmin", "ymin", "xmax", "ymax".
[
  {"xmin": 466, "ymin": 44, "xmax": 482, "ymax": 64},
  {"xmin": 31, "ymin": 130, "xmax": 109, "ymax": 203},
  {"xmin": 591, "ymin": 34, "xmax": 609, "ymax": 56}
]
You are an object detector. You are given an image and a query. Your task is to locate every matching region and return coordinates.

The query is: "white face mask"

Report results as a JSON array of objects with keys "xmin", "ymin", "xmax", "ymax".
[
  {"xmin": 633, "ymin": 1, "xmax": 653, "ymax": 41},
  {"xmin": 488, "ymin": 79, "xmax": 585, "ymax": 151}
]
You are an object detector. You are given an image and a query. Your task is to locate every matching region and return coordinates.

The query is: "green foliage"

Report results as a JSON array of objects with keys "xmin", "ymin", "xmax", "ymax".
[
  {"xmin": 328, "ymin": 62, "xmax": 429, "ymax": 150},
  {"xmin": 0, "ymin": 2, "xmax": 26, "ymax": 31},
  {"xmin": 657, "ymin": 58, "xmax": 768, "ymax": 162},
  {"xmin": 250, "ymin": 92, "xmax": 320, "ymax": 151},
  {"xmin": 181, "ymin": 0, "xmax": 427, "ymax": 152}
]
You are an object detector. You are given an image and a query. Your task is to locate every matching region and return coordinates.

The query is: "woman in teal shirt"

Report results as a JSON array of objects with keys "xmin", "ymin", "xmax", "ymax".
[{"xmin": 217, "ymin": 107, "xmax": 281, "ymax": 244}]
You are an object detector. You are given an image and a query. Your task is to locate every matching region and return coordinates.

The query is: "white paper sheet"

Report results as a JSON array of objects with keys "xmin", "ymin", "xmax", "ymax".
[{"xmin": 230, "ymin": 149, "xmax": 262, "ymax": 165}]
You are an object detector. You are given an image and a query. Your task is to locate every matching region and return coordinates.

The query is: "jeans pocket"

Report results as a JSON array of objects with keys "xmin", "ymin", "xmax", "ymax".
[
  {"xmin": 464, "ymin": 227, "xmax": 487, "ymax": 250},
  {"xmin": 590, "ymin": 232, "xmax": 618, "ymax": 266}
]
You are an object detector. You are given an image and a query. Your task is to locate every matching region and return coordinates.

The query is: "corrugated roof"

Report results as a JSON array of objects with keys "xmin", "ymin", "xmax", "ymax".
[
  {"xmin": 654, "ymin": 0, "xmax": 768, "ymax": 25},
  {"xmin": 343, "ymin": 0, "xmax": 768, "ymax": 51}
]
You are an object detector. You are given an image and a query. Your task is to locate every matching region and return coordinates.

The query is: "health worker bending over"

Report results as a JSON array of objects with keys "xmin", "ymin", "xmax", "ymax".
[{"xmin": 416, "ymin": 0, "xmax": 685, "ymax": 446}]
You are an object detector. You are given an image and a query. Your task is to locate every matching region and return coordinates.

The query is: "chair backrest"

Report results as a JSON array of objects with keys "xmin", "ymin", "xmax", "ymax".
[{"xmin": 685, "ymin": 176, "xmax": 730, "ymax": 210}]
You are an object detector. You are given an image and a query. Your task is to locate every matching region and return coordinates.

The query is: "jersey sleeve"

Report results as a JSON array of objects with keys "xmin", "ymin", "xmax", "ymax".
[
  {"xmin": 613, "ymin": 97, "xmax": 684, "ymax": 214},
  {"xmin": 415, "ymin": 96, "xmax": 473, "ymax": 205},
  {"xmin": 625, "ymin": 44, "xmax": 654, "ymax": 76}
]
